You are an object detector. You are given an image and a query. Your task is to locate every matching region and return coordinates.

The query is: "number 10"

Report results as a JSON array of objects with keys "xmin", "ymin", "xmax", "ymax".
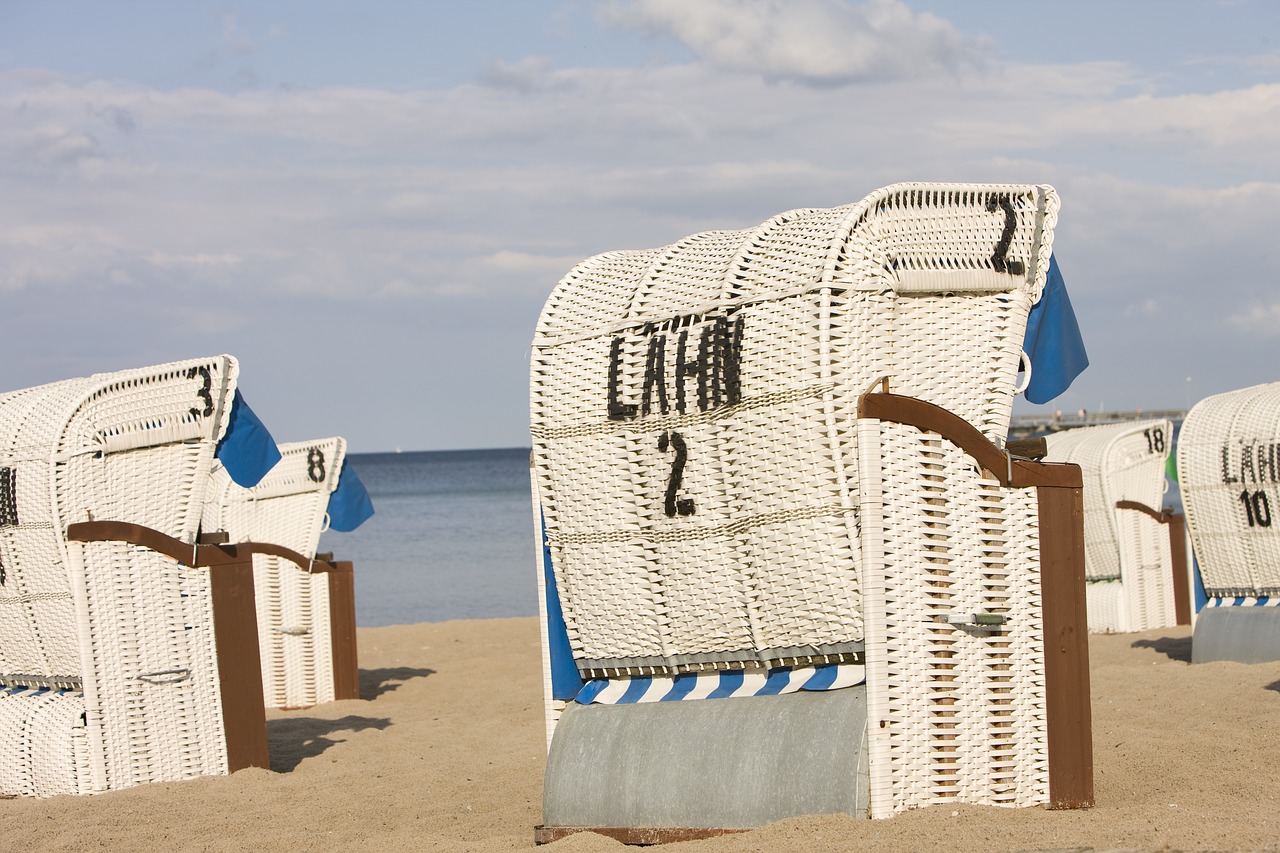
[{"xmin": 1240, "ymin": 489, "xmax": 1272, "ymax": 528}]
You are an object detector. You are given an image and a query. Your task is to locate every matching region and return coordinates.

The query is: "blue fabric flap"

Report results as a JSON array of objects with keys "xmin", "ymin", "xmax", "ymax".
[
  {"xmin": 327, "ymin": 462, "xmax": 375, "ymax": 532},
  {"xmin": 542, "ymin": 515, "xmax": 584, "ymax": 701},
  {"xmin": 215, "ymin": 390, "xmax": 281, "ymax": 488},
  {"xmin": 1022, "ymin": 255, "xmax": 1089, "ymax": 405}
]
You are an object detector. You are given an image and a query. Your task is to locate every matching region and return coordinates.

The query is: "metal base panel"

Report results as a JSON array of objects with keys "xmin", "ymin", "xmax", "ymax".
[
  {"xmin": 1193, "ymin": 606, "xmax": 1280, "ymax": 664},
  {"xmin": 542, "ymin": 686, "xmax": 868, "ymax": 831}
]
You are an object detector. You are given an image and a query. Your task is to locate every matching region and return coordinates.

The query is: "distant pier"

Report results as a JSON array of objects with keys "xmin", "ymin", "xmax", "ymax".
[{"xmin": 1008, "ymin": 409, "xmax": 1187, "ymax": 440}]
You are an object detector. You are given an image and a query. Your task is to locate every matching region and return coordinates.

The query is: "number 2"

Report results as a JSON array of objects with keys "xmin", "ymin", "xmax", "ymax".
[
  {"xmin": 658, "ymin": 431, "xmax": 695, "ymax": 517},
  {"xmin": 987, "ymin": 196, "xmax": 1026, "ymax": 275}
]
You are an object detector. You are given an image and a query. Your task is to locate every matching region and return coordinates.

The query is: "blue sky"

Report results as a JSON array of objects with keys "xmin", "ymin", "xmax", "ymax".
[{"xmin": 4, "ymin": 0, "xmax": 1280, "ymax": 451}]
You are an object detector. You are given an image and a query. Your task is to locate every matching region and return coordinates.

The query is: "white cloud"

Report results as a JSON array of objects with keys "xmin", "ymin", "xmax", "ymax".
[
  {"xmin": 1228, "ymin": 302, "xmax": 1280, "ymax": 336},
  {"xmin": 601, "ymin": 0, "xmax": 985, "ymax": 84},
  {"xmin": 146, "ymin": 252, "xmax": 242, "ymax": 269},
  {"xmin": 482, "ymin": 250, "xmax": 586, "ymax": 277},
  {"xmin": 478, "ymin": 57, "xmax": 563, "ymax": 92}
]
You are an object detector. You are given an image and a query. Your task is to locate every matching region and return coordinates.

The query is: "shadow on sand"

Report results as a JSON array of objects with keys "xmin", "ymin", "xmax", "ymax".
[
  {"xmin": 267, "ymin": 715, "xmax": 392, "ymax": 771},
  {"xmin": 358, "ymin": 666, "xmax": 436, "ymax": 700},
  {"xmin": 1130, "ymin": 634, "xmax": 1192, "ymax": 663}
]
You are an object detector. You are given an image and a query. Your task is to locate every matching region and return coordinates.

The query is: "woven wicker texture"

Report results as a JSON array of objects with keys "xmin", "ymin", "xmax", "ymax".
[
  {"xmin": 0, "ymin": 356, "xmax": 239, "ymax": 795},
  {"xmin": 203, "ymin": 437, "xmax": 347, "ymax": 709},
  {"xmin": 1045, "ymin": 420, "xmax": 1176, "ymax": 632},
  {"xmin": 1178, "ymin": 383, "xmax": 1280, "ymax": 598},
  {"xmin": 858, "ymin": 418, "xmax": 1048, "ymax": 816},
  {"xmin": 0, "ymin": 687, "xmax": 92, "ymax": 797},
  {"xmin": 531, "ymin": 183, "xmax": 1058, "ymax": 676}
]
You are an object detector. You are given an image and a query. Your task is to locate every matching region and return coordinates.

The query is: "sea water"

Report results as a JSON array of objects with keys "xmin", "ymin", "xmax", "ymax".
[{"xmin": 319, "ymin": 447, "xmax": 537, "ymax": 626}]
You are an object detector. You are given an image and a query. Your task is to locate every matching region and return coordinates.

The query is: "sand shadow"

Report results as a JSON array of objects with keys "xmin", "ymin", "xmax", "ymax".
[
  {"xmin": 359, "ymin": 666, "xmax": 435, "ymax": 700},
  {"xmin": 1131, "ymin": 634, "xmax": 1193, "ymax": 662},
  {"xmin": 1266, "ymin": 679, "xmax": 1280, "ymax": 694},
  {"xmin": 267, "ymin": 714, "xmax": 392, "ymax": 772}
]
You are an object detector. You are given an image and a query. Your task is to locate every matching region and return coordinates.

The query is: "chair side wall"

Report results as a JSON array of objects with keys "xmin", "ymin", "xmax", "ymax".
[
  {"xmin": 860, "ymin": 419, "xmax": 1048, "ymax": 815},
  {"xmin": 205, "ymin": 437, "xmax": 345, "ymax": 709},
  {"xmin": 1047, "ymin": 420, "xmax": 1176, "ymax": 632},
  {"xmin": 1104, "ymin": 421, "xmax": 1175, "ymax": 631}
]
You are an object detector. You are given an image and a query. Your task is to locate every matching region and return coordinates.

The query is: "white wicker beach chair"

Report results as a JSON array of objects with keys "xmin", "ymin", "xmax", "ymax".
[
  {"xmin": 203, "ymin": 437, "xmax": 359, "ymax": 709},
  {"xmin": 0, "ymin": 355, "xmax": 268, "ymax": 796},
  {"xmin": 531, "ymin": 183, "xmax": 1087, "ymax": 836},
  {"xmin": 1177, "ymin": 382, "xmax": 1280, "ymax": 662},
  {"xmin": 1044, "ymin": 419, "xmax": 1183, "ymax": 632}
]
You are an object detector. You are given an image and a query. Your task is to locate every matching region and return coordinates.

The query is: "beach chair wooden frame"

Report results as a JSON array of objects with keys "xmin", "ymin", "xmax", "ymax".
[
  {"xmin": 203, "ymin": 437, "xmax": 360, "ymax": 709},
  {"xmin": 1176, "ymin": 382, "xmax": 1280, "ymax": 662},
  {"xmin": 0, "ymin": 356, "xmax": 270, "ymax": 796},
  {"xmin": 530, "ymin": 183, "xmax": 1092, "ymax": 836},
  {"xmin": 1044, "ymin": 419, "xmax": 1188, "ymax": 632}
]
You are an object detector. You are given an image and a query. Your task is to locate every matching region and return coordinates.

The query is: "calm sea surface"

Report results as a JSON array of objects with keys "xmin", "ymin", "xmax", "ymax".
[{"xmin": 318, "ymin": 447, "xmax": 537, "ymax": 627}]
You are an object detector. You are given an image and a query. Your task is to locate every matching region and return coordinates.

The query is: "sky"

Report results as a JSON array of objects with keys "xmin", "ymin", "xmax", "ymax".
[{"xmin": 4, "ymin": 0, "xmax": 1280, "ymax": 452}]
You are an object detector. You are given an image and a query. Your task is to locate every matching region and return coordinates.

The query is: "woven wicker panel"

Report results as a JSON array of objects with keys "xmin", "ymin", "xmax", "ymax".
[
  {"xmin": 859, "ymin": 419, "xmax": 1048, "ymax": 817},
  {"xmin": 1045, "ymin": 419, "xmax": 1176, "ymax": 632},
  {"xmin": 1106, "ymin": 420, "xmax": 1176, "ymax": 630},
  {"xmin": 0, "ymin": 356, "xmax": 238, "ymax": 794},
  {"xmin": 1085, "ymin": 581, "xmax": 1125, "ymax": 633},
  {"xmin": 0, "ymin": 687, "xmax": 92, "ymax": 797},
  {"xmin": 1178, "ymin": 383, "xmax": 1280, "ymax": 598},
  {"xmin": 1044, "ymin": 427, "xmax": 1120, "ymax": 582},
  {"xmin": 532, "ymin": 183, "xmax": 1058, "ymax": 677},
  {"xmin": 203, "ymin": 438, "xmax": 346, "ymax": 709}
]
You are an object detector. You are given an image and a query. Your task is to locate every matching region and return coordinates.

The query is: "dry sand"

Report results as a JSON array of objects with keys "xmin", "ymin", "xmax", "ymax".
[{"xmin": 2, "ymin": 618, "xmax": 1278, "ymax": 852}]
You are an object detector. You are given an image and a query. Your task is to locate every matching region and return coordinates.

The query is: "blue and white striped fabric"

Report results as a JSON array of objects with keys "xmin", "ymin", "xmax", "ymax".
[
  {"xmin": 574, "ymin": 663, "xmax": 865, "ymax": 705},
  {"xmin": 1204, "ymin": 596, "xmax": 1278, "ymax": 608}
]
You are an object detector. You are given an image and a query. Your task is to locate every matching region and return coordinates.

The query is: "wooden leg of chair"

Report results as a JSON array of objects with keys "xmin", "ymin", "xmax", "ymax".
[
  {"xmin": 328, "ymin": 562, "xmax": 360, "ymax": 700},
  {"xmin": 1166, "ymin": 513, "xmax": 1192, "ymax": 626},
  {"xmin": 209, "ymin": 555, "xmax": 270, "ymax": 771},
  {"xmin": 1037, "ymin": 484, "xmax": 1094, "ymax": 809}
]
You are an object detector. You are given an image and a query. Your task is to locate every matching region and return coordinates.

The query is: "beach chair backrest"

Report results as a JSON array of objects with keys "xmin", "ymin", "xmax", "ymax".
[
  {"xmin": 1178, "ymin": 383, "xmax": 1280, "ymax": 599},
  {"xmin": 204, "ymin": 437, "xmax": 348, "ymax": 708},
  {"xmin": 530, "ymin": 183, "xmax": 1058, "ymax": 679},
  {"xmin": 0, "ymin": 355, "xmax": 239, "ymax": 792}
]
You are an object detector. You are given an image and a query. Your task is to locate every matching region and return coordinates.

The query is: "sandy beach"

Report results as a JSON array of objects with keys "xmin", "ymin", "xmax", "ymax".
[{"xmin": 2, "ymin": 617, "xmax": 1278, "ymax": 852}]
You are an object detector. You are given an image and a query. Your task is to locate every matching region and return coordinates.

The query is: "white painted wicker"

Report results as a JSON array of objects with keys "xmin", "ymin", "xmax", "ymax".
[
  {"xmin": 0, "ymin": 356, "xmax": 239, "ymax": 795},
  {"xmin": 531, "ymin": 183, "xmax": 1059, "ymax": 816},
  {"xmin": 857, "ymin": 417, "xmax": 1049, "ymax": 815},
  {"xmin": 203, "ymin": 438, "xmax": 347, "ymax": 709},
  {"xmin": 1045, "ymin": 420, "xmax": 1177, "ymax": 632},
  {"xmin": 1177, "ymin": 383, "xmax": 1280, "ymax": 599}
]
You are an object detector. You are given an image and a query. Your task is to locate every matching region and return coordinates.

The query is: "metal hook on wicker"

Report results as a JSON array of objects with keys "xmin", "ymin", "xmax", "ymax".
[
  {"xmin": 137, "ymin": 668, "xmax": 191, "ymax": 685},
  {"xmin": 1013, "ymin": 350, "xmax": 1033, "ymax": 396}
]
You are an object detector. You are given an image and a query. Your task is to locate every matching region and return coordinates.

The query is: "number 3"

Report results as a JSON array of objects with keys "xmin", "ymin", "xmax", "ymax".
[{"xmin": 187, "ymin": 366, "xmax": 213, "ymax": 418}]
